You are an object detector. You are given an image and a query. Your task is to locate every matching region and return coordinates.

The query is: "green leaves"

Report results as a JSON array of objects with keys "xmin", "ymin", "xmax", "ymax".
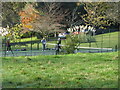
[
  {"xmin": 2, "ymin": 2, "xmax": 26, "ymax": 27},
  {"xmin": 63, "ymin": 33, "xmax": 96, "ymax": 54},
  {"xmin": 8, "ymin": 24, "xmax": 23, "ymax": 41},
  {"xmin": 80, "ymin": 2, "xmax": 117, "ymax": 29}
]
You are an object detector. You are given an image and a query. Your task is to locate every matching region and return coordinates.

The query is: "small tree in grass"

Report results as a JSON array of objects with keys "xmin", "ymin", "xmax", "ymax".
[
  {"xmin": 63, "ymin": 35, "xmax": 77, "ymax": 54},
  {"xmin": 63, "ymin": 25, "xmax": 96, "ymax": 54},
  {"xmin": 63, "ymin": 33, "xmax": 86, "ymax": 54}
]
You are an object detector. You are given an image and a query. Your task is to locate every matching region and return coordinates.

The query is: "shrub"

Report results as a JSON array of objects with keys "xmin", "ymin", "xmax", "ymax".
[{"xmin": 63, "ymin": 33, "xmax": 96, "ymax": 54}]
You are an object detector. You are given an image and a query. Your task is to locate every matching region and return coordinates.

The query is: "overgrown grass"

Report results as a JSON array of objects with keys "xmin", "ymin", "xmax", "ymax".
[{"xmin": 2, "ymin": 52, "xmax": 118, "ymax": 88}]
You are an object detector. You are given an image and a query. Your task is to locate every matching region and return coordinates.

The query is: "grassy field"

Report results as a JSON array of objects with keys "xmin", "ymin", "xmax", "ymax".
[
  {"xmin": 11, "ymin": 37, "xmax": 39, "ymax": 43},
  {"xmin": 10, "ymin": 42, "xmax": 55, "ymax": 51},
  {"xmin": 2, "ymin": 52, "xmax": 118, "ymax": 88},
  {"xmin": 80, "ymin": 31, "xmax": 119, "ymax": 49}
]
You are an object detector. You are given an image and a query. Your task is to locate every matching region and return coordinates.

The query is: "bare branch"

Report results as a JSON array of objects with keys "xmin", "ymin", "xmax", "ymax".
[{"xmin": 30, "ymin": 2, "xmax": 68, "ymax": 36}]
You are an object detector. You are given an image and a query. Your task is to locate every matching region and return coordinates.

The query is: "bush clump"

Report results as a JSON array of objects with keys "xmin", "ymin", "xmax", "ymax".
[{"xmin": 63, "ymin": 33, "xmax": 96, "ymax": 54}]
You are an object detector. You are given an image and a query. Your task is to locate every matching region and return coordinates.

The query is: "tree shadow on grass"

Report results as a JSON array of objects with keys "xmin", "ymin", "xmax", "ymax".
[{"xmin": 2, "ymin": 77, "xmax": 118, "ymax": 88}]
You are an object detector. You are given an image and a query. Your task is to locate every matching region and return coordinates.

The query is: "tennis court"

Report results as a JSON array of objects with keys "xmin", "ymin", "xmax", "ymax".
[
  {"xmin": 1, "ymin": 50, "xmax": 56, "ymax": 57},
  {"xmin": 0, "ymin": 46, "xmax": 116, "ymax": 57}
]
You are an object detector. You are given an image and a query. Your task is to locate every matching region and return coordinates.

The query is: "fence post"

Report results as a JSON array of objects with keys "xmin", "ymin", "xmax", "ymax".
[
  {"xmin": 37, "ymin": 43, "xmax": 39, "ymax": 50},
  {"xmin": 101, "ymin": 31, "xmax": 104, "ymax": 53},
  {"xmin": 108, "ymin": 29, "xmax": 111, "ymax": 52},
  {"xmin": 115, "ymin": 45, "xmax": 117, "ymax": 52},
  {"xmin": 31, "ymin": 33, "xmax": 32, "ymax": 56},
  {"xmin": 89, "ymin": 41, "xmax": 91, "ymax": 53},
  {"xmin": 4, "ymin": 37, "xmax": 6, "ymax": 57}
]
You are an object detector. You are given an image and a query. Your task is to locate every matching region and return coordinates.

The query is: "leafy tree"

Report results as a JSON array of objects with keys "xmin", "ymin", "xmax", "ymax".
[
  {"xmin": 19, "ymin": 3, "xmax": 68, "ymax": 37},
  {"xmin": 63, "ymin": 32, "xmax": 96, "ymax": 54},
  {"xmin": 105, "ymin": 2, "xmax": 120, "ymax": 24},
  {"xmin": 2, "ymin": 2, "xmax": 26, "ymax": 28},
  {"xmin": 7, "ymin": 24, "xmax": 23, "ymax": 42},
  {"xmin": 34, "ymin": 3, "xmax": 68, "ymax": 36},
  {"xmin": 77, "ymin": 2, "xmax": 119, "ymax": 29},
  {"xmin": 19, "ymin": 3, "xmax": 39, "ymax": 33},
  {"xmin": 63, "ymin": 34, "xmax": 80, "ymax": 54},
  {"xmin": 64, "ymin": 3, "xmax": 86, "ymax": 28}
]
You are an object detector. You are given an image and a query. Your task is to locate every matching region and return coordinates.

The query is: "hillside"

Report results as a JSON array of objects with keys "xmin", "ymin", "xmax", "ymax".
[{"xmin": 80, "ymin": 31, "xmax": 118, "ymax": 49}]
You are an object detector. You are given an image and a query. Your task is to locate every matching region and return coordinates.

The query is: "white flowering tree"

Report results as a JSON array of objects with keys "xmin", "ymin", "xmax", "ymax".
[
  {"xmin": 67, "ymin": 25, "xmax": 96, "ymax": 35},
  {"xmin": 0, "ymin": 27, "xmax": 9, "ymax": 36},
  {"xmin": 0, "ymin": 26, "xmax": 10, "ymax": 49},
  {"xmin": 0, "ymin": 24, "xmax": 24, "ymax": 43}
]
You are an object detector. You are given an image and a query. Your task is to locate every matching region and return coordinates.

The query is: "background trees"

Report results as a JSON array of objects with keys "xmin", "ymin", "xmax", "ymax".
[
  {"xmin": 31, "ymin": 2, "xmax": 68, "ymax": 37},
  {"xmin": 76, "ymin": 2, "xmax": 119, "ymax": 29},
  {"xmin": 64, "ymin": 2, "xmax": 87, "ymax": 28},
  {"xmin": 19, "ymin": 3, "xmax": 39, "ymax": 33},
  {"xmin": 105, "ymin": 2, "xmax": 119, "ymax": 24},
  {"xmin": 2, "ymin": 2, "xmax": 119, "ymax": 37},
  {"xmin": 18, "ymin": 3, "xmax": 68, "ymax": 37},
  {"xmin": 2, "ymin": 2, "xmax": 26, "ymax": 28}
]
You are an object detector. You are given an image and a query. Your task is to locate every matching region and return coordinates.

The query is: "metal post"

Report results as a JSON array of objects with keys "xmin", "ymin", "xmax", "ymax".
[
  {"xmin": 109, "ymin": 29, "xmax": 111, "ymax": 52},
  {"xmin": 89, "ymin": 40, "xmax": 91, "ymax": 53},
  {"xmin": 31, "ymin": 33, "xmax": 32, "ymax": 56},
  {"xmin": 88, "ymin": 35, "xmax": 91, "ymax": 53},
  {"xmin": 115, "ymin": 45, "xmax": 117, "ymax": 52},
  {"xmin": 4, "ymin": 36, "xmax": 6, "ymax": 57},
  {"xmin": 101, "ymin": 31, "xmax": 103, "ymax": 53},
  {"xmin": 37, "ymin": 43, "xmax": 39, "ymax": 50},
  {"xmin": 94, "ymin": 32, "xmax": 98, "ymax": 48}
]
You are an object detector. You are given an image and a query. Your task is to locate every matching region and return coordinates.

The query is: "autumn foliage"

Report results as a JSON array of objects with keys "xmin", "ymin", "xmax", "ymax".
[
  {"xmin": 18, "ymin": 3, "xmax": 68, "ymax": 37},
  {"xmin": 19, "ymin": 4, "xmax": 39, "ymax": 29}
]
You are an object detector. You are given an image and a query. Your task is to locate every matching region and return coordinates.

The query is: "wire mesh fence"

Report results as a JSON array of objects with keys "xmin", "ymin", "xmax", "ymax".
[
  {"xmin": 1, "ymin": 29, "xmax": 118, "ymax": 57},
  {"xmin": 1, "ymin": 43, "xmax": 57, "ymax": 57},
  {"xmin": 1, "ymin": 50, "xmax": 56, "ymax": 57}
]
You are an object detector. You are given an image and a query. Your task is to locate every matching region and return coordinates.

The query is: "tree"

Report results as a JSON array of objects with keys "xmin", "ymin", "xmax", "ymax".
[
  {"xmin": 19, "ymin": 3, "xmax": 68, "ymax": 37},
  {"xmin": 78, "ymin": 2, "xmax": 119, "ymax": 29},
  {"xmin": 8, "ymin": 24, "xmax": 23, "ymax": 41},
  {"xmin": 105, "ymin": 2, "xmax": 119, "ymax": 24},
  {"xmin": 19, "ymin": 3, "xmax": 39, "ymax": 33},
  {"xmin": 2, "ymin": 2, "xmax": 26, "ymax": 28},
  {"xmin": 30, "ymin": 2, "xmax": 68, "ymax": 37},
  {"xmin": 65, "ymin": 3, "xmax": 86, "ymax": 28},
  {"xmin": 0, "ymin": 24, "xmax": 23, "ymax": 42}
]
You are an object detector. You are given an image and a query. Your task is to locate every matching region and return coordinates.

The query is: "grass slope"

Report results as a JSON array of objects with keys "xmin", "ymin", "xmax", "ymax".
[
  {"xmin": 80, "ymin": 32, "xmax": 118, "ymax": 48},
  {"xmin": 2, "ymin": 52, "xmax": 118, "ymax": 88}
]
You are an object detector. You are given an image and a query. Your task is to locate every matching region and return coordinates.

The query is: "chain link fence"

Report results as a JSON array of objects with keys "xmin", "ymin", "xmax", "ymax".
[{"xmin": 1, "ymin": 30, "xmax": 118, "ymax": 57}]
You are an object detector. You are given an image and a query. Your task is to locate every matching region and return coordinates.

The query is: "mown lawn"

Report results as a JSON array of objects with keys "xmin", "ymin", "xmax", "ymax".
[
  {"xmin": 2, "ymin": 52, "xmax": 118, "ymax": 88},
  {"xmin": 78, "ymin": 31, "xmax": 118, "ymax": 48},
  {"xmin": 11, "ymin": 42, "xmax": 55, "ymax": 51},
  {"xmin": 11, "ymin": 37, "xmax": 39, "ymax": 43},
  {"xmin": 10, "ymin": 37, "xmax": 57, "ymax": 51}
]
